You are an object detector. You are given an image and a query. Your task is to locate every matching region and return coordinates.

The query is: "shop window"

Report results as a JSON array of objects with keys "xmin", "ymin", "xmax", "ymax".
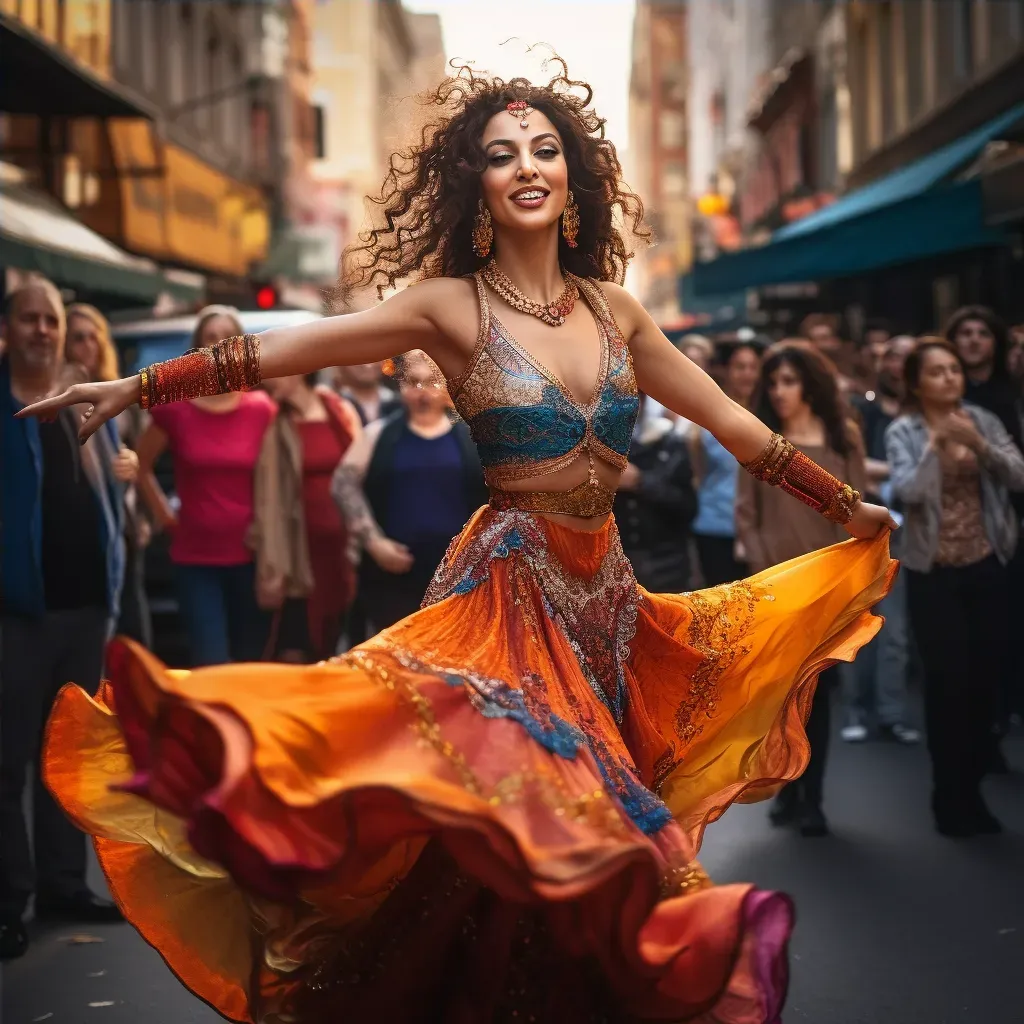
[
  {"xmin": 952, "ymin": 0, "xmax": 973, "ymax": 80},
  {"xmin": 659, "ymin": 109, "xmax": 686, "ymax": 151},
  {"xmin": 313, "ymin": 104, "xmax": 326, "ymax": 160},
  {"xmin": 663, "ymin": 161, "xmax": 687, "ymax": 199},
  {"xmin": 207, "ymin": 31, "xmax": 223, "ymax": 141},
  {"xmin": 878, "ymin": 1, "xmax": 894, "ymax": 141},
  {"xmin": 818, "ymin": 88, "xmax": 838, "ymax": 192},
  {"xmin": 904, "ymin": 0, "xmax": 924, "ymax": 123}
]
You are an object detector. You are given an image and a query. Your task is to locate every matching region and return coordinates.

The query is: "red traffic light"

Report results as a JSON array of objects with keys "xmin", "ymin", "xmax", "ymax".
[{"xmin": 255, "ymin": 285, "xmax": 277, "ymax": 310}]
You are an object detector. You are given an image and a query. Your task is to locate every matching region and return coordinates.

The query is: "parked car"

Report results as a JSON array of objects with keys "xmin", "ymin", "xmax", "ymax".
[{"xmin": 112, "ymin": 309, "xmax": 323, "ymax": 666}]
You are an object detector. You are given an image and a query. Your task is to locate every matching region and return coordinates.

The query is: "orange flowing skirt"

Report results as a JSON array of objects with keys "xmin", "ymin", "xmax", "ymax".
[{"xmin": 43, "ymin": 507, "xmax": 895, "ymax": 1023}]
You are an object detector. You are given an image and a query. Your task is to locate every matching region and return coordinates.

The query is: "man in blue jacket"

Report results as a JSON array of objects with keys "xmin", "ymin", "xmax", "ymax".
[{"xmin": 1, "ymin": 279, "xmax": 127, "ymax": 959}]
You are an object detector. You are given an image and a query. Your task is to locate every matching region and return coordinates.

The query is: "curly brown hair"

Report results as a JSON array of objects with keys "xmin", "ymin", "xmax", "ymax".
[
  {"xmin": 335, "ymin": 55, "xmax": 648, "ymax": 305},
  {"xmin": 755, "ymin": 341, "xmax": 857, "ymax": 457}
]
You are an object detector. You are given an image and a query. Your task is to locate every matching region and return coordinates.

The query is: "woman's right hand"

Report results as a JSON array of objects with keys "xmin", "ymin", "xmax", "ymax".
[
  {"xmin": 256, "ymin": 573, "xmax": 285, "ymax": 610},
  {"xmin": 366, "ymin": 535, "xmax": 414, "ymax": 574},
  {"xmin": 15, "ymin": 376, "xmax": 140, "ymax": 441}
]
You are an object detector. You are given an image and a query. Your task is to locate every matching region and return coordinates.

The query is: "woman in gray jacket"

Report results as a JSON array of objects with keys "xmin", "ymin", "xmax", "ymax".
[{"xmin": 886, "ymin": 337, "xmax": 1024, "ymax": 838}]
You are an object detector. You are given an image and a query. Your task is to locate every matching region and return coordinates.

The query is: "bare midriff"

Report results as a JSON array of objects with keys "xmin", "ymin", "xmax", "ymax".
[{"xmin": 499, "ymin": 452, "xmax": 622, "ymax": 532}]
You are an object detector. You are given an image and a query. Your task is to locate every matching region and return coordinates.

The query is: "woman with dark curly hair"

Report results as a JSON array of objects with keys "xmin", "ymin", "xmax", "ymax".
[
  {"xmin": 22, "ymin": 60, "xmax": 895, "ymax": 1021},
  {"xmin": 737, "ymin": 343, "xmax": 868, "ymax": 837}
]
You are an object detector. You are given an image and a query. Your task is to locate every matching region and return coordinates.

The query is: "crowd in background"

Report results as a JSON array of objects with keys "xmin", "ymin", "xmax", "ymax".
[{"xmin": 2, "ymin": 276, "xmax": 1023, "ymax": 956}]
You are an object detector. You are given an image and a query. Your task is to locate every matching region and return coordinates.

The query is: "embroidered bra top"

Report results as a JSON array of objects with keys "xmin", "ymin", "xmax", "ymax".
[{"xmin": 448, "ymin": 273, "xmax": 640, "ymax": 514}]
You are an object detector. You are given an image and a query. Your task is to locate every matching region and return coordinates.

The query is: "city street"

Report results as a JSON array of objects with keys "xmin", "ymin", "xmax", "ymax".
[{"xmin": 3, "ymin": 718, "xmax": 1022, "ymax": 1024}]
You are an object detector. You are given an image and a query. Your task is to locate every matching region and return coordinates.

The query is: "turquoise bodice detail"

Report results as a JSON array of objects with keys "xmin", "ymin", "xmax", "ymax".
[{"xmin": 449, "ymin": 276, "xmax": 639, "ymax": 487}]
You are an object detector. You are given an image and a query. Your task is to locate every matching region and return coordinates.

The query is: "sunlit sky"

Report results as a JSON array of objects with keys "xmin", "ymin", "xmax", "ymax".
[{"xmin": 404, "ymin": 0, "xmax": 636, "ymax": 157}]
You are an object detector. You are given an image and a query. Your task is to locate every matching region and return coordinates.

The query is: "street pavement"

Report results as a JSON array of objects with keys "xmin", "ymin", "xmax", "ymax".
[{"xmin": 3, "ymin": 720, "xmax": 1022, "ymax": 1024}]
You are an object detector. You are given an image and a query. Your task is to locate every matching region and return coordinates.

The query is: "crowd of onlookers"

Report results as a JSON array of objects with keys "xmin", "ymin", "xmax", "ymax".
[
  {"xmin": 1, "ymin": 274, "xmax": 1023, "ymax": 960},
  {"xmin": 636, "ymin": 309, "xmax": 1024, "ymax": 841}
]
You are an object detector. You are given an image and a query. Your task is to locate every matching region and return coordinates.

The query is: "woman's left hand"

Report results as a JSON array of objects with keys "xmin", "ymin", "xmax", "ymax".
[
  {"xmin": 942, "ymin": 409, "xmax": 986, "ymax": 452},
  {"xmin": 111, "ymin": 446, "xmax": 139, "ymax": 483},
  {"xmin": 845, "ymin": 500, "xmax": 899, "ymax": 540}
]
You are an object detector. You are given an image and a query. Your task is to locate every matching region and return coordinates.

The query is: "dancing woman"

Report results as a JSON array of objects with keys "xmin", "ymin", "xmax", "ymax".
[{"xmin": 21, "ymin": 64, "xmax": 896, "ymax": 1023}]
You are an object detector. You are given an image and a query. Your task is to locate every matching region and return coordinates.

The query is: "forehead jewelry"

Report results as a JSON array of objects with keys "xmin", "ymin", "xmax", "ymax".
[{"xmin": 507, "ymin": 100, "xmax": 533, "ymax": 130}]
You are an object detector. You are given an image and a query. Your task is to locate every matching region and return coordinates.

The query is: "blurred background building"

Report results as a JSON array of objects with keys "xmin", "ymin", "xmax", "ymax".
[
  {"xmin": 0, "ymin": 0, "xmax": 444, "ymax": 318},
  {"xmin": 627, "ymin": 0, "xmax": 1024, "ymax": 341},
  {"xmin": 627, "ymin": 0, "xmax": 689, "ymax": 326},
  {"xmin": 308, "ymin": 0, "xmax": 444, "ymax": 310}
]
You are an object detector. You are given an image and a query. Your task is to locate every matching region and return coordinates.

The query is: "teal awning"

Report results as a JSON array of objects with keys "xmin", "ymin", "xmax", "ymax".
[
  {"xmin": 692, "ymin": 102, "xmax": 1024, "ymax": 296},
  {"xmin": 676, "ymin": 274, "xmax": 748, "ymax": 332}
]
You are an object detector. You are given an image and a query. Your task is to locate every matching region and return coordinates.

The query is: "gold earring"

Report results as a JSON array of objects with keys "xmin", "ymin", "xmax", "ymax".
[
  {"xmin": 562, "ymin": 190, "xmax": 579, "ymax": 249},
  {"xmin": 472, "ymin": 199, "xmax": 493, "ymax": 258}
]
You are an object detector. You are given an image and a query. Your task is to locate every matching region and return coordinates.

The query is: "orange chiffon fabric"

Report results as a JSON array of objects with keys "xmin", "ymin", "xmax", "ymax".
[{"xmin": 43, "ymin": 507, "xmax": 895, "ymax": 1023}]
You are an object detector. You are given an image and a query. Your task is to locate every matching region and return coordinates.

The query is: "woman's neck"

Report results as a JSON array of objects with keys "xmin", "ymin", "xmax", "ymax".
[
  {"xmin": 921, "ymin": 399, "xmax": 960, "ymax": 423},
  {"xmin": 346, "ymin": 381, "xmax": 379, "ymax": 403},
  {"xmin": 781, "ymin": 406, "xmax": 824, "ymax": 445},
  {"xmin": 491, "ymin": 229, "xmax": 564, "ymax": 302},
  {"xmin": 286, "ymin": 387, "xmax": 325, "ymax": 421},
  {"xmin": 9, "ymin": 363, "xmax": 58, "ymax": 406},
  {"xmin": 192, "ymin": 392, "xmax": 242, "ymax": 413},
  {"xmin": 407, "ymin": 410, "xmax": 451, "ymax": 438}
]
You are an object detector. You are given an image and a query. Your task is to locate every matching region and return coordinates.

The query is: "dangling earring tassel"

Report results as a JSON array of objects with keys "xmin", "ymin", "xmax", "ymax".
[
  {"xmin": 472, "ymin": 199, "xmax": 493, "ymax": 258},
  {"xmin": 562, "ymin": 189, "xmax": 579, "ymax": 249}
]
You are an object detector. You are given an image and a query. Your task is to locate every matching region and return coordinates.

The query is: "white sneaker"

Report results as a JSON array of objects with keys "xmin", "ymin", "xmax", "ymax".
[{"xmin": 841, "ymin": 724, "xmax": 869, "ymax": 742}]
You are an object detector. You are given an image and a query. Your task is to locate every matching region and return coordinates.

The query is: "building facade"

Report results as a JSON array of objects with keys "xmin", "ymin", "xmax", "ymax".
[
  {"xmin": 687, "ymin": 0, "xmax": 1024, "ymax": 335},
  {"xmin": 840, "ymin": 0, "xmax": 1024, "ymax": 326},
  {"xmin": 0, "ymin": 0, "xmax": 336, "ymax": 311},
  {"xmin": 309, "ymin": 0, "xmax": 445, "ymax": 309},
  {"xmin": 627, "ymin": 0, "xmax": 689, "ymax": 322}
]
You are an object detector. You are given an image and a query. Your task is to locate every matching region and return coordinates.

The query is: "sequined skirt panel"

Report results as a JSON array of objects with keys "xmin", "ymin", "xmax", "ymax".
[{"xmin": 42, "ymin": 507, "xmax": 895, "ymax": 1024}]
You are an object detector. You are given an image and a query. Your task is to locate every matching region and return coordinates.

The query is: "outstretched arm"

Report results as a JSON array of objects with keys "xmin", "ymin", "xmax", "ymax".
[
  {"xmin": 600, "ymin": 282, "xmax": 896, "ymax": 540},
  {"xmin": 15, "ymin": 279, "xmax": 476, "ymax": 440}
]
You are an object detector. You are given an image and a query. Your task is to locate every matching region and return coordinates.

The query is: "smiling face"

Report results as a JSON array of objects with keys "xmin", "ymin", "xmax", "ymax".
[
  {"xmin": 478, "ymin": 107, "xmax": 570, "ymax": 240},
  {"xmin": 3, "ymin": 285, "xmax": 66, "ymax": 380}
]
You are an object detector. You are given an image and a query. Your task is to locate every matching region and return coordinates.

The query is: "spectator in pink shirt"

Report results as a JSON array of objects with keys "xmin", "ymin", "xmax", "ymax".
[{"xmin": 134, "ymin": 306, "xmax": 277, "ymax": 665}]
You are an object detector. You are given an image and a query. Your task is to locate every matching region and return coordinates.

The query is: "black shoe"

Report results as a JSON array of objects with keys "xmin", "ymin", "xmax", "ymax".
[
  {"xmin": 987, "ymin": 744, "xmax": 1010, "ymax": 776},
  {"xmin": 968, "ymin": 795, "xmax": 1003, "ymax": 835},
  {"xmin": 768, "ymin": 791, "xmax": 800, "ymax": 828},
  {"xmin": 798, "ymin": 805, "xmax": 830, "ymax": 838},
  {"xmin": 0, "ymin": 917, "xmax": 29, "ymax": 960},
  {"xmin": 934, "ymin": 814, "xmax": 977, "ymax": 838},
  {"xmin": 35, "ymin": 890, "xmax": 123, "ymax": 923}
]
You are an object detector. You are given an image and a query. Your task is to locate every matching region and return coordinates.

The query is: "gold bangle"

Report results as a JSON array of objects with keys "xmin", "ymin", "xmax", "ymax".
[
  {"xmin": 138, "ymin": 334, "xmax": 261, "ymax": 407},
  {"xmin": 744, "ymin": 433, "xmax": 861, "ymax": 525}
]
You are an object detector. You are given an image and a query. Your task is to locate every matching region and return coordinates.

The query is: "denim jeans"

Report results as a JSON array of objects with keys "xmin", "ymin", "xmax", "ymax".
[
  {"xmin": 174, "ymin": 562, "xmax": 270, "ymax": 666},
  {"xmin": 842, "ymin": 531, "xmax": 910, "ymax": 727}
]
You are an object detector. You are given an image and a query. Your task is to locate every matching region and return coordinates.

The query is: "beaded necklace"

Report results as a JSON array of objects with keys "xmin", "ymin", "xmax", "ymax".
[{"xmin": 481, "ymin": 261, "xmax": 579, "ymax": 328}]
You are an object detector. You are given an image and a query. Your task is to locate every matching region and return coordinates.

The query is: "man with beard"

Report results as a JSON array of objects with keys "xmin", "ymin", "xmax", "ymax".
[
  {"xmin": 1, "ymin": 280, "xmax": 127, "ymax": 960},
  {"xmin": 841, "ymin": 335, "xmax": 920, "ymax": 745}
]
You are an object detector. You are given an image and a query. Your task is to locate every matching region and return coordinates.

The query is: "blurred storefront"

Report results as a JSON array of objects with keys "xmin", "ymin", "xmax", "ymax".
[
  {"xmin": 0, "ymin": 1, "xmax": 331, "ymax": 314},
  {"xmin": 688, "ymin": 1, "xmax": 1024, "ymax": 334},
  {"xmin": 0, "ymin": 1, "xmax": 203, "ymax": 308}
]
